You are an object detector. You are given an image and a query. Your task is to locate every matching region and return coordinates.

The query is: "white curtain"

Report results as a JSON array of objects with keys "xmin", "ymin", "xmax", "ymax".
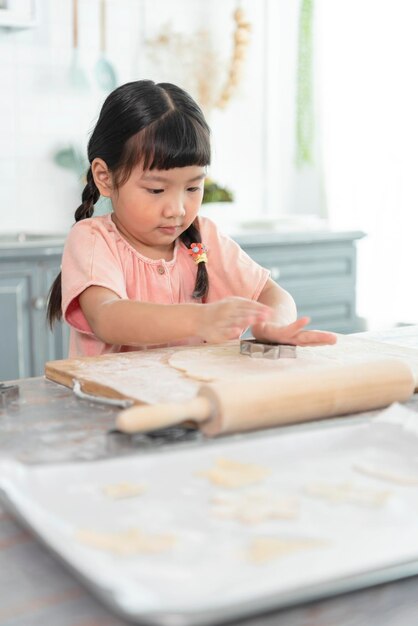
[{"xmin": 317, "ymin": 0, "xmax": 418, "ymax": 329}]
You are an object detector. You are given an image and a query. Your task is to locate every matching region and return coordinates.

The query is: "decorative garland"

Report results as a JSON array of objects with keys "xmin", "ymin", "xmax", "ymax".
[
  {"xmin": 216, "ymin": 6, "xmax": 252, "ymax": 109},
  {"xmin": 146, "ymin": 4, "xmax": 251, "ymax": 114}
]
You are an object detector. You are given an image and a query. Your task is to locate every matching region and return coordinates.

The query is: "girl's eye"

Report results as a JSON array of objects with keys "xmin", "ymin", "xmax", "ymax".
[
  {"xmin": 187, "ymin": 186, "xmax": 202, "ymax": 193},
  {"xmin": 147, "ymin": 188, "xmax": 164, "ymax": 194}
]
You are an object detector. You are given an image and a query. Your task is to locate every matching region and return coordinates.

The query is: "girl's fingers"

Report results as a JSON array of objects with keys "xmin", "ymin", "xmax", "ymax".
[
  {"xmin": 262, "ymin": 317, "xmax": 311, "ymax": 341},
  {"xmin": 295, "ymin": 331, "xmax": 337, "ymax": 346},
  {"xmin": 258, "ymin": 317, "xmax": 311, "ymax": 343},
  {"xmin": 229, "ymin": 304, "xmax": 271, "ymax": 324},
  {"xmin": 245, "ymin": 304, "xmax": 271, "ymax": 319},
  {"xmin": 283, "ymin": 316, "xmax": 311, "ymax": 333},
  {"xmin": 220, "ymin": 308, "xmax": 336, "ymax": 347},
  {"xmin": 252, "ymin": 320, "xmax": 337, "ymax": 347},
  {"xmin": 242, "ymin": 298, "xmax": 271, "ymax": 314}
]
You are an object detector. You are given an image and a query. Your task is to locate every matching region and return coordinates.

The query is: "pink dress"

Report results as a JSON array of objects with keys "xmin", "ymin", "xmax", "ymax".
[{"xmin": 61, "ymin": 214, "xmax": 270, "ymax": 357}]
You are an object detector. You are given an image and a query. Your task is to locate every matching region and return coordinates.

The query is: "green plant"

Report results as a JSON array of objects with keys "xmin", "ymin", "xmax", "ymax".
[{"xmin": 203, "ymin": 178, "xmax": 234, "ymax": 204}]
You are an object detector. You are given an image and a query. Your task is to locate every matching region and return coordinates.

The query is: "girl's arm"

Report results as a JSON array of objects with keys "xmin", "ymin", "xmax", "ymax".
[
  {"xmin": 251, "ymin": 278, "xmax": 337, "ymax": 346},
  {"xmin": 78, "ymin": 286, "xmax": 271, "ymax": 346}
]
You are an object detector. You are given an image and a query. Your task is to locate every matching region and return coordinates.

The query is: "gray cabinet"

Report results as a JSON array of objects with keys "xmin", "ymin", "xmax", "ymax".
[
  {"xmin": 235, "ymin": 230, "xmax": 365, "ymax": 334},
  {"xmin": 0, "ymin": 264, "xmax": 36, "ymax": 379},
  {"xmin": 0, "ymin": 242, "xmax": 69, "ymax": 381}
]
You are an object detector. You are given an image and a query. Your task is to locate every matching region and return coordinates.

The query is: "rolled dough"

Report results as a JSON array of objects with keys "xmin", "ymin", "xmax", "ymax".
[
  {"xmin": 168, "ymin": 344, "xmax": 318, "ymax": 382},
  {"xmin": 167, "ymin": 337, "xmax": 418, "ymax": 384}
]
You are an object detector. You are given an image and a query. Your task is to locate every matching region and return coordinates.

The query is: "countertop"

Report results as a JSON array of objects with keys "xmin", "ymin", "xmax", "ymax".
[
  {"xmin": 1, "ymin": 327, "xmax": 418, "ymax": 626},
  {"xmin": 0, "ymin": 234, "xmax": 66, "ymax": 260},
  {"xmin": 0, "ymin": 228, "xmax": 365, "ymax": 255},
  {"xmin": 0, "ymin": 233, "xmax": 66, "ymax": 247}
]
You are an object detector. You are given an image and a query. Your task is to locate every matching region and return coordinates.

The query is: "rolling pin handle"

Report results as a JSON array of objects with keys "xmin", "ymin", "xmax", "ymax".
[{"xmin": 116, "ymin": 395, "xmax": 213, "ymax": 434}]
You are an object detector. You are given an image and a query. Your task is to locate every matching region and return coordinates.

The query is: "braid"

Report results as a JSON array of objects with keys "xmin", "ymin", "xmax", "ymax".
[
  {"xmin": 47, "ymin": 167, "xmax": 100, "ymax": 327},
  {"xmin": 74, "ymin": 167, "xmax": 100, "ymax": 222},
  {"xmin": 180, "ymin": 220, "xmax": 209, "ymax": 301}
]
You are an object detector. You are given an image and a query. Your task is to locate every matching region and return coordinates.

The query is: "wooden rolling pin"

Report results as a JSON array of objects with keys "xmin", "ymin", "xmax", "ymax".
[{"xmin": 116, "ymin": 358, "xmax": 415, "ymax": 437}]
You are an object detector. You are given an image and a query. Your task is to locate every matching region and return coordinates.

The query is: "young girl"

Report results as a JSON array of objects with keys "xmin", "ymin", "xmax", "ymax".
[{"xmin": 47, "ymin": 80, "xmax": 336, "ymax": 357}]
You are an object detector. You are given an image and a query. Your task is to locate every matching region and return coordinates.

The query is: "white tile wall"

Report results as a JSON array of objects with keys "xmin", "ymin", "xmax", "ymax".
[{"xmin": 0, "ymin": 0, "xmax": 298, "ymax": 234}]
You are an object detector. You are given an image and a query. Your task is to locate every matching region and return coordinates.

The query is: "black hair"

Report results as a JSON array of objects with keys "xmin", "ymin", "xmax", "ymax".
[{"xmin": 47, "ymin": 80, "xmax": 211, "ymax": 327}]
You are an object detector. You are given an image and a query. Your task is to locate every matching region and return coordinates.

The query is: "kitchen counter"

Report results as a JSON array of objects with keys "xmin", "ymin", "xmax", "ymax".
[
  {"xmin": 0, "ymin": 233, "xmax": 66, "ymax": 258},
  {"xmin": 0, "ymin": 228, "xmax": 365, "ymax": 260},
  {"xmin": 0, "ymin": 228, "xmax": 365, "ymax": 252},
  {"xmin": 2, "ymin": 327, "xmax": 416, "ymax": 626},
  {"xmin": 0, "ymin": 228, "xmax": 362, "ymax": 248}
]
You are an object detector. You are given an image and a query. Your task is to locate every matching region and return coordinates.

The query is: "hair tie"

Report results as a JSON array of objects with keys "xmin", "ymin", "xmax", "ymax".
[{"xmin": 187, "ymin": 242, "xmax": 208, "ymax": 264}]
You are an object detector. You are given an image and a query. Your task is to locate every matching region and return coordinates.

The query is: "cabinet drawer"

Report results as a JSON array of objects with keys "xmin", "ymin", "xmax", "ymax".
[
  {"xmin": 244, "ymin": 244, "xmax": 356, "ymax": 283},
  {"xmin": 298, "ymin": 301, "xmax": 352, "ymax": 322},
  {"xmin": 240, "ymin": 238, "xmax": 362, "ymax": 333},
  {"xmin": 293, "ymin": 286, "xmax": 356, "ymax": 332},
  {"xmin": 0, "ymin": 268, "xmax": 37, "ymax": 379},
  {"xmin": 279, "ymin": 278, "xmax": 355, "ymax": 306},
  {"xmin": 0, "ymin": 256, "xmax": 68, "ymax": 380}
]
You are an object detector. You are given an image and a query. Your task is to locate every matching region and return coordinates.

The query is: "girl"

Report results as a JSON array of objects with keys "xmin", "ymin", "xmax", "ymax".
[{"xmin": 47, "ymin": 80, "xmax": 336, "ymax": 357}]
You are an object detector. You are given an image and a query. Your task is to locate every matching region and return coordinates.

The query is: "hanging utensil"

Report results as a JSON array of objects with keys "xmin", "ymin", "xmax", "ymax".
[
  {"xmin": 94, "ymin": 0, "xmax": 117, "ymax": 92},
  {"xmin": 69, "ymin": 0, "xmax": 89, "ymax": 91}
]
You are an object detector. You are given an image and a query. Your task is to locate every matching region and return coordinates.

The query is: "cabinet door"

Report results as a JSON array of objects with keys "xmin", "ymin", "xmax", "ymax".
[
  {"xmin": 0, "ymin": 267, "xmax": 37, "ymax": 380},
  {"xmin": 241, "ymin": 240, "xmax": 363, "ymax": 333},
  {"xmin": 34, "ymin": 260, "xmax": 70, "ymax": 373}
]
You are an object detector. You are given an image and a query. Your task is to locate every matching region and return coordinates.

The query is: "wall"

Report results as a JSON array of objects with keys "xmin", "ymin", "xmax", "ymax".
[
  {"xmin": 0, "ymin": 0, "xmax": 302, "ymax": 234},
  {"xmin": 317, "ymin": 0, "xmax": 418, "ymax": 327}
]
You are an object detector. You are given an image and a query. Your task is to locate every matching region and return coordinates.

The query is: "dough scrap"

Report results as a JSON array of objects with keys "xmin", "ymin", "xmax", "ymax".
[
  {"xmin": 353, "ymin": 462, "xmax": 418, "ymax": 486},
  {"xmin": 304, "ymin": 481, "xmax": 390, "ymax": 507},
  {"xmin": 102, "ymin": 482, "xmax": 145, "ymax": 499},
  {"xmin": 246, "ymin": 536, "xmax": 326, "ymax": 564},
  {"xmin": 76, "ymin": 528, "xmax": 175, "ymax": 555},
  {"xmin": 199, "ymin": 458, "xmax": 270, "ymax": 488},
  {"xmin": 212, "ymin": 491, "xmax": 298, "ymax": 524}
]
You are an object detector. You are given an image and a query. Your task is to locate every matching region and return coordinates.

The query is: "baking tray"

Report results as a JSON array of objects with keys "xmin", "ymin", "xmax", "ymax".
[{"xmin": 2, "ymin": 404, "xmax": 418, "ymax": 625}]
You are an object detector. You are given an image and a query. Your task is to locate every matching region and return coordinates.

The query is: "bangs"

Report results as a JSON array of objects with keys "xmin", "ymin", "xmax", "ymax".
[{"xmin": 115, "ymin": 110, "xmax": 210, "ymax": 186}]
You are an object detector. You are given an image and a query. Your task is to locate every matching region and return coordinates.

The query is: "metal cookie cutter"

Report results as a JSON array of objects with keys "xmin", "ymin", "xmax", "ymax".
[{"xmin": 240, "ymin": 339, "xmax": 297, "ymax": 359}]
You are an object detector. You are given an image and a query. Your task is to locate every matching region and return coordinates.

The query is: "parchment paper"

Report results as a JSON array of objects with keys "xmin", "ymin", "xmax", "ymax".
[{"xmin": 1, "ymin": 404, "xmax": 418, "ymax": 625}]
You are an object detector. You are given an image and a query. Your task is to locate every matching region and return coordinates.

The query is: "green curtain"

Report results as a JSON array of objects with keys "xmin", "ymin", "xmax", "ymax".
[{"xmin": 296, "ymin": 0, "xmax": 314, "ymax": 166}]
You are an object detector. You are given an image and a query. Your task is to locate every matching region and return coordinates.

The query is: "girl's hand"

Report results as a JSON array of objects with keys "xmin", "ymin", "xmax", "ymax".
[
  {"xmin": 251, "ymin": 316, "xmax": 337, "ymax": 346},
  {"xmin": 196, "ymin": 297, "xmax": 272, "ymax": 343}
]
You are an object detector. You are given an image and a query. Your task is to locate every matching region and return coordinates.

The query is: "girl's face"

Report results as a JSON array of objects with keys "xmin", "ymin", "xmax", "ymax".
[{"xmin": 101, "ymin": 162, "xmax": 206, "ymax": 259}]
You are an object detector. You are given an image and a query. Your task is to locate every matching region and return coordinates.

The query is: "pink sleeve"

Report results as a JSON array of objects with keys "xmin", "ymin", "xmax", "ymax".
[
  {"xmin": 199, "ymin": 217, "xmax": 270, "ymax": 301},
  {"xmin": 61, "ymin": 220, "xmax": 127, "ymax": 334}
]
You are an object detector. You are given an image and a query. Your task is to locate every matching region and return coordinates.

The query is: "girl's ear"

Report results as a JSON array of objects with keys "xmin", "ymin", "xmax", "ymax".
[{"xmin": 91, "ymin": 158, "xmax": 113, "ymax": 197}]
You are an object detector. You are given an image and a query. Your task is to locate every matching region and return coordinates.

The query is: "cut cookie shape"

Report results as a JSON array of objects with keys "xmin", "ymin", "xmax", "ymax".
[
  {"xmin": 353, "ymin": 462, "xmax": 418, "ymax": 486},
  {"xmin": 212, "ymin": 491, "xmax": 298, "ymax": 524},
  {"xmin": 304, "ymin": 481, "xmax": 390, "ymax": 507},
  {"xmin": 246, "ymin": 536, "xmax": 326, "ymax": 564},
  {"xmin": 198, "ymin": 458, "xmax": 270, "ymax": 488},
  {"xmin": 76, "ymin": 528, "xmax": 175, "ymax": 556},
  {"xmin": 102, "ymin": 482, "xmax": 145, "ymax": 499}
]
